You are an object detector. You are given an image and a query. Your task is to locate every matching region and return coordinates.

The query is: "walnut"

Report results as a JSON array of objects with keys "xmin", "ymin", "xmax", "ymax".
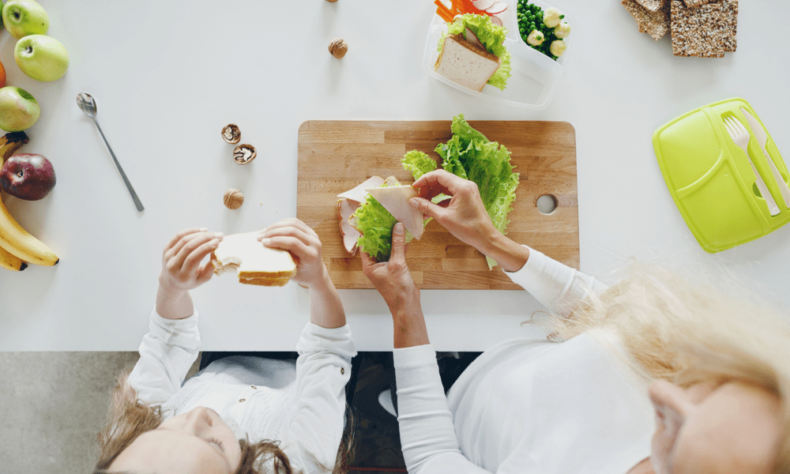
[
  {"xmin": 328, "ymin": 38, "xmax": 348, "ymax": 59},
  {"xmin": 221, "ymin": 124, "xmax": 241, "ymax": 144},
  {"xmin": 233, "ymin": 144, "xmax": 257, "ymax": 165},
  {"xmin": 223, "ymin": 188, "xmax": 244, "ymax": 210}
]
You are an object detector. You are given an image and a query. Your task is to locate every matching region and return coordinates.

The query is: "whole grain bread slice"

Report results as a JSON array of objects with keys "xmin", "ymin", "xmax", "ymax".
[
  {"xmin": 682, "ymin": 0, "xmax": 715, "ymax": 8},
  {"xmin": 622, "ymin": 0, "xmax": 671, "ymax": 40},
  {"xmin": 636, "ymin": 0, "xmax": 667, "ymax": 13},
  {"xmin": 671, "ymin": 0, "xmax": 738, "ymax": 57}
]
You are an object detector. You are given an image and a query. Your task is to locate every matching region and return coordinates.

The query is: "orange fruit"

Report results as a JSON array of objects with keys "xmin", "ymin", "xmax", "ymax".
[{"xmin": 0, "ymin": 60, "xmax": 5, "ymax": 88}]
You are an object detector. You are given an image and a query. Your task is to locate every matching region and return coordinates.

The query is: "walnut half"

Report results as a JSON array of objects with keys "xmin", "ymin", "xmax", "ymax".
[
  {"xmin": 328, "ymin": 38, "xmax": 348, "ymax": 59},
  {"xmin": 221, "ymin": 124, "xmax": 241, "ymax": 144},
  {"xmin": 233, "ymin": 144, "xmax": 257, "ymax": 165}
]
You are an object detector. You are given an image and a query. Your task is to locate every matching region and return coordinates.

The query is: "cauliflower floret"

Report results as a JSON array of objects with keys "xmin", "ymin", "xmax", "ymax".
[
  {"xmin": 543, "ymin": 7, "xmax": 561, "ymax": 28},
  {"xmin": 550, "ymin": 40, "xmax": 566, "ymax": 57},
  {"xmin": 527, "ymin": 29, "xmax": 545, "ymax": 46},
  {"xmin": 554, "ymin": 21, "xmax": 571, "ymax": 39}
]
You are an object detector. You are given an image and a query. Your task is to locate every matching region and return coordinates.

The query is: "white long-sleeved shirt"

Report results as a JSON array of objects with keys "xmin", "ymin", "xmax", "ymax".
[
  {"xmin": 394, "ymin": 248, "xmax": 655, "ymax": 474},
  {"xmin": 128, "ymin": 312, "xmax": 356, "ymax": 474}
]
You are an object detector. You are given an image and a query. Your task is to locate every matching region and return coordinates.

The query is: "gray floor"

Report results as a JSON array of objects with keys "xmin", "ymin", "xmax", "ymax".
[
  {"xmin": 0, "ymin": 352, "xmax": 201, "ymax": 474},
  {"xmin": 0, "ymin": 352, "xmax": 403, "ymax": 473}
]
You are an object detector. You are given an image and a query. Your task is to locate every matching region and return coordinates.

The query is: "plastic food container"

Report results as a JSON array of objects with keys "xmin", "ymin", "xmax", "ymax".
[
  {"xmin": 423, "ymin": 0, "xmax": 572, "ymax": 109},
  {"xmin": 653, "ymin": 98, "xmax": 790, "ymax": 253}
]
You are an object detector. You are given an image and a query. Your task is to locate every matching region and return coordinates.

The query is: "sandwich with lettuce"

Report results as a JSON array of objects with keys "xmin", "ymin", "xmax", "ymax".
[
  {"xmin": 435, "ymin": 14, "xmax": 512, "ymax": 92},
  {"xmin": 337, "ymin": 114, "xmax": 519, "ymax": 268}
]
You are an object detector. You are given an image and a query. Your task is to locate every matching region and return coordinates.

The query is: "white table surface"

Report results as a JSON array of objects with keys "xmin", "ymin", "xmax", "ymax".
[{"xmin": 1, "ymin": 0, "xmax": 788, "ymax": 351}]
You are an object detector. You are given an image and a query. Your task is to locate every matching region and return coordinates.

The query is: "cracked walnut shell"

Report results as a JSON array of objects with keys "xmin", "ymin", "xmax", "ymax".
[
  {"xmin": 328, "ymin": 38, "xmax": 348, "ymax": 59},
  {"xmin": 223, "ymin": 189, "xmax": 244, "ymax": 209},
  {"xmin": 222, "ymin": 124, "xmax": 241, "ymax": 144},
  {"xmin": 233, "ymin": 144, "xmax": 257, "ymax": 165}
]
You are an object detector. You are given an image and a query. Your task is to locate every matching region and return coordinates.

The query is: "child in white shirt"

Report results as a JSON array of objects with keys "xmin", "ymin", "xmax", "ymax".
[{"xmin": 94, "ymin": 219, "xmax": 356, "ymax": 474}]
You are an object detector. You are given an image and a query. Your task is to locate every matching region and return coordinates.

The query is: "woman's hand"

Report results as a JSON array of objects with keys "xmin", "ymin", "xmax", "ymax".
[
  {"xmin": 259, "ymin": 218, "xmax": 327, "ymax": 290},
  {"xmin": 410, "ymin": 170, "xmax": 498, "ymax": 250},
  {"xmin": 410, "ymin": 170, "xmax": 529, "ymax": 272},
  {"xmin": 361, "ymin": 223, "xmax": 429, "ymax": 348},
  {"xmin": 157, "ymin": 228, "xmax": 223, "ymax": 320}
]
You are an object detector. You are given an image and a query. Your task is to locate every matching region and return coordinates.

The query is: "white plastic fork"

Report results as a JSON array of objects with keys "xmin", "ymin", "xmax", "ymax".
[{"xmin": 723, "ymin": 116, "xmax": 780, "ymax": 216}]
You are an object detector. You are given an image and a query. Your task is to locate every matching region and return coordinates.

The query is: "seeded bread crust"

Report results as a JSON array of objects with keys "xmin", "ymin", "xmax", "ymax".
[
  {"xmin": 671, "ymin": 0, "xmax": 738, "ymax": 57},
  {"xmin": 635, "ymin": 0, "xmax": 667, "ymax": 13},
  {"xmin": 622, "ymin": 0, "xmax": 671, "ymax": 41}
]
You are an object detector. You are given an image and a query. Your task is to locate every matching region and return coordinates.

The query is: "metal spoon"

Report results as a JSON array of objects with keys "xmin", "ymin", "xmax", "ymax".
[{"xmin": 76, "ymin": 93, "xmax": 144, "ymax": 212}]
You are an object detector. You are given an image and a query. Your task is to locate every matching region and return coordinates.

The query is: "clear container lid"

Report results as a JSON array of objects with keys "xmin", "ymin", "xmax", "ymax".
[{"xmin": 423, "ymin": 0, "xmax": 572, "ymax": 109}]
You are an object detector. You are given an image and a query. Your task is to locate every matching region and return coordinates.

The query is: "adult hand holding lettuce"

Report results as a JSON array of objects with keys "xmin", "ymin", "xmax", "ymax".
[
  {"xmin": 410, "ymin": 170, "xmax": 530, "ymax": 273},
  {"xmin": 361, "ymin": 223, "xmax": 429, "ymax": 349}
]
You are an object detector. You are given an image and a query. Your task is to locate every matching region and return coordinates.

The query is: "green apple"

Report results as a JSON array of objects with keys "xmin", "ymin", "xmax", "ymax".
[
  {"xmin": 0, "ymin": 87, "xmax": 40, "ymax": 131},
  {"xmin": 15, "ymin": 35, "xmax": 69, "ymax": 82},
  {"xmin": 2, "ymin": 0, "xmax": 48, "ymax": 39}
]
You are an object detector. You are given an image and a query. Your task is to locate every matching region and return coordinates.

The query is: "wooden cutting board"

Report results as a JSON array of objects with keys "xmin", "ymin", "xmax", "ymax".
[{"xmin": 297, "ymin": 120, "xmax": 579, "ymax": 290}]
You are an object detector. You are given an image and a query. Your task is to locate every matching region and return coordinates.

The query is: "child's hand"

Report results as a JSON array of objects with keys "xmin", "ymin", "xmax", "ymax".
[
  {"xmin": 159, "ymin": 228, "xmax": 223, "ymax": 295},
  {"xmin": 258, "ymin": 218, "xmax": 327, "ymax": 290}
]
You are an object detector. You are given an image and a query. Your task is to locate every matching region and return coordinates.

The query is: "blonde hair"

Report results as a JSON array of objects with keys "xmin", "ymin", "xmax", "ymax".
[
  {"xmin": 550, "ymin": 264, "xmax": 790, "ymax": 473},
  {"xmin": 94, "ymin": 372, "xmax": 354, "ymax": 474}
]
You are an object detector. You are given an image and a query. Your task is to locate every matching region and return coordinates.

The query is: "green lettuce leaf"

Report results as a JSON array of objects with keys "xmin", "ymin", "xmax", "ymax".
[
  {"xmin": 353, "ymin": 180, "xmax": 417, "ymax": 262},
  {"xmin": 437, "ymin": 114, "xmax": 520, "ymax": 268},
  {"xmin": 354, "ymin": 194, "xmax": 398, "ymax": 262},
  {"xmin": 402, "ymin": 150, "xmax": 437, "ymax": 181},
  {"xmin": 438, "ymin": 14, "xmax": 512, "ymax": 91}
]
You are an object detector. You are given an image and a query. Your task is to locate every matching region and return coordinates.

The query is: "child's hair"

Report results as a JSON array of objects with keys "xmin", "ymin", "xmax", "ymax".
[
  {"xmin": 94, "ymin": 372, "xmax": 355, "ymax": 474},
  {"xmin": 550, "ymin": 263, "xmax": 790, "ymax": 473}
]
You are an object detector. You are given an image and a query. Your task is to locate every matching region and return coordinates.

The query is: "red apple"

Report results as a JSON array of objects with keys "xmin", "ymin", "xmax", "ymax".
[{"xmin": 1, "ymin": 153, "xmax": 56, "ymax": 200}]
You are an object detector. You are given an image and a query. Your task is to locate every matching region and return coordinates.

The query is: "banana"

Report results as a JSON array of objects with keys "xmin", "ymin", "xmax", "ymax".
[
  {"xmin": 0, "ymin": 246, "xmax": 27, "ymax": 271},
  {"xmin": 0, "ymin": 132, "xmax": 59, "ymax": 267}
]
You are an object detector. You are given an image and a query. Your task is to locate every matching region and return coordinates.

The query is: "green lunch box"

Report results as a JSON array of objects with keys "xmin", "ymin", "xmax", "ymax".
[{"xmin": 653, "ymin": 98, "xmax": 789, "ymax": 253}]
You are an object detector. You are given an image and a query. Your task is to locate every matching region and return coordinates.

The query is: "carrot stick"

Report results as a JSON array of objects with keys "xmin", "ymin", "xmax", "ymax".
[{"xmin": 434, "ymin": 0, "xmax": 453, "ymax": 20}]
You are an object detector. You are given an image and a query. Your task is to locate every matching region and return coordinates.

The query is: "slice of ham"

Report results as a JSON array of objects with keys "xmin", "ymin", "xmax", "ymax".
[
  {"xmin": 337, "ymin": 199, "xmax": 361, "ymax": 255},
  {"xmin": 337, "ymin": 176, "xmax": 385, "ymax": 202},
  {"xmin": 465, "ymin": 27, "xmax": 484, "ymax": 49},
  {"xmin": 365, "ymin": 185, "xmax": 424, "ymax": 240}
]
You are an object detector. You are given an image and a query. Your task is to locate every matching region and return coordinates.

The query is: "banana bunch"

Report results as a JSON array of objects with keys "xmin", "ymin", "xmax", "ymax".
[{"xmin": 0, "ymin": 132, "xmax": 59, "ymax": 271}]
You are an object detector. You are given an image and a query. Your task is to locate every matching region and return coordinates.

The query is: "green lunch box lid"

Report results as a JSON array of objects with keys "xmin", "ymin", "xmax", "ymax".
[{"xmin": 653, "ymin": 98, "xmax": 789, "ymax": 253}]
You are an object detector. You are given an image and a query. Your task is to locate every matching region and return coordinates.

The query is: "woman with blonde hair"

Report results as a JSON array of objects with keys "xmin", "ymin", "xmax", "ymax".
[
  {"xmin": 364, "ymin": 170, "xmax": 788, "ymax": 474},
  {"xmin": 94, "ymin": 219, "xmax": 355, "ymax": 474}
]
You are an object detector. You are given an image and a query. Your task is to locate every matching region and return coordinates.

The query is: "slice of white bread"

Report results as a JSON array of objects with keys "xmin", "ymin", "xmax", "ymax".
[
  {"xmin": 435, "ymin": 34, "xmax": 501, "ymax": 92},
  {"xmin": 211, "ymin": 232, "xmax": 296, "ymax": 287}
]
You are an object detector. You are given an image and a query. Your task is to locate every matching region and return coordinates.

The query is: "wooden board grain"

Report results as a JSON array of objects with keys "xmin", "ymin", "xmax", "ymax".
[{"xmin": 297, "ymin": 121, "xmax": 579, "ymax": 290}]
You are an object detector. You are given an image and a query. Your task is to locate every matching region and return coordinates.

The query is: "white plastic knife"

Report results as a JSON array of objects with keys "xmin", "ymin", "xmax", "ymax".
[{"xmin": 741, "ymin": 108, "xmax": 790, "ymax": 208}]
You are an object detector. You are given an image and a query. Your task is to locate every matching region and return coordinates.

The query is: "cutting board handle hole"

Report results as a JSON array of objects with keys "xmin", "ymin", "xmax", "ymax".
[
  {"xmin": 752, "ymin": 183, "xmax": 763, "ymax": 199},
  {"xmin": 537, "ymin": 195, "xmax": 558, "ymax": 215}
]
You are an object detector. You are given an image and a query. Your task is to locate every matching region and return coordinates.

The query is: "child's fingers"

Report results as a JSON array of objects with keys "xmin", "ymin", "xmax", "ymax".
[
  {"xmin": 261, "ymin": 236, "xmax": 311, "ymax": 261},
  {"xmin": 182, "ymin": 238, "xmax": 221, "ymax": 275},
  {"xmin": 166, "ymin": 231, "xmax": 207, "ymax": 261},
  {"xmin": 172, "ymin": 233, "xmax": 221, "ymax": 271},
  {"xmin": 164, "ymin": 228, "xmax": 206, "ymax": 255},
  {"xmin": 260, "ymin": 226, "xmax": 317, "ymax": 248},
  {"xmin": 196, "ymin": 259, "xmax": 215, "ymax": 284},
  {"xmin": 263, "ymin": 219, "xmax": 318, "ymax": 239}
]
